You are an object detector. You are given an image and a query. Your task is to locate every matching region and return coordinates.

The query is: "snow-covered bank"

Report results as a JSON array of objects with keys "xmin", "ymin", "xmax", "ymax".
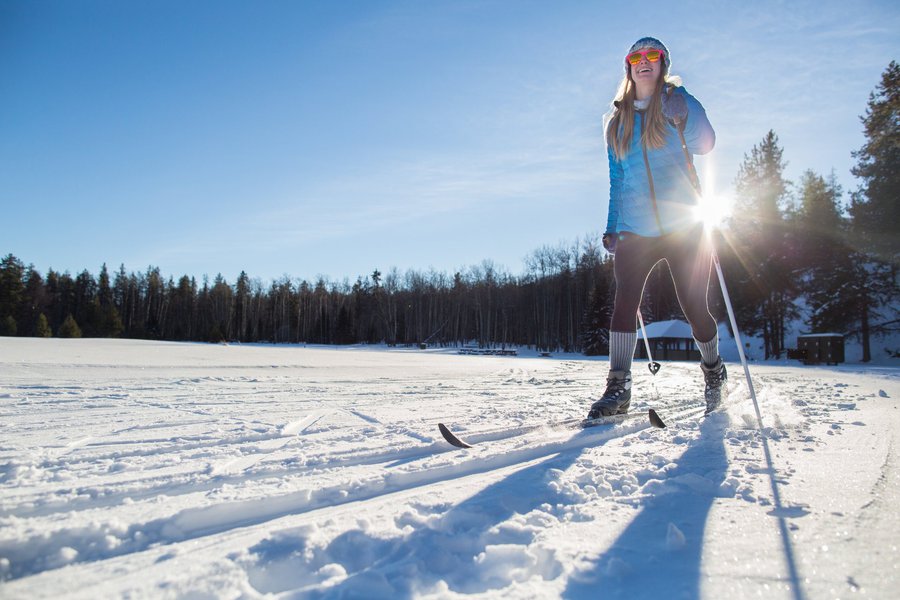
[{"xmin": 1, "ymin": 338, "xmax": 898, "ymax": 598}]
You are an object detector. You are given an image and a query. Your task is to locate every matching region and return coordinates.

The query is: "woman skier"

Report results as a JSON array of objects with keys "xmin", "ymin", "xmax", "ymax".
[{"xmin": 589, "ymin": 36, "xmax": 726, "ymax": 419}]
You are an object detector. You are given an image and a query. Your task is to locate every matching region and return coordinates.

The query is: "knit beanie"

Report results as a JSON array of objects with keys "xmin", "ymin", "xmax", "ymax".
[{"xmin": 625, "ymin": 36, "xmax": 671, "ymax": 74}]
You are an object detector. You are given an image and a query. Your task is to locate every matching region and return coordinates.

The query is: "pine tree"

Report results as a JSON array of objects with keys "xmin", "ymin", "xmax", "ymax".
[
  {"xmin": 73, "ymin": 269, "xmax": 97, "ymax": 334},
  {"xmin": 847, "ymin": 62, "xmax": 900, "ymax": 361},
  {"xmin": 104, "ymin": 305, "xmax": 124, "ymax": 338},
  {"xmin": 169, "ymin": 275, "xmax": 195, "ymax": 340},
  {"xmin": 36, "ymin": 313, "xmax": 52, "ymax": 337},
  {"xmin": 851, "ymin": 61, "xmax": 900, "ymax": 263},
  {"xmin": 235, "ymin": 271, "xmax": 250, "ymax": 342},
  {"xmin": 793, "ymin": 171, "xmax": 854, "ymax": 333},
  {"xmin": 727, "ymin": 131, "xmax": 797, "ymax": 358},
  {"xmin": 209, "ymin": 274, "xmax": 233, "ymax": 341},
  {"xmin": 580, "ymin": 279, "xmax": 612, "ymax": 355},
  {"xmin": 93, "ymin": 263, "xmax": 121, "ymax": 338},
  {"xmin": 1, "ymin": 315, "xmax": 16, "ymax": 336},
  {"xmin": 113, "ymin": 264, "xmax": 133, "ymax": 334},
  {"xmin": 58, "ymin": 314, "xmax": 82, "ymax": 338},
  {"xmin": 98, "ymin": 264, "xmax": 112, "ymax": 308},
  {"xmin": 19, "ymin": 267, "xmax": 48, "ymax": 338},
  {"xmin": 795, "ymin": 171, "xmax": 845, "ymax": 267},
  {"xmin": 0, "ymin": 254, "xmax": 26, "ymax": 332}
]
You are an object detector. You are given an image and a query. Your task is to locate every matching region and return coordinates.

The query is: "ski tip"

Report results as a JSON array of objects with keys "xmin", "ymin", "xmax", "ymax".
[
  {"xmin": 648, "ymin": 409, "xmax": 667, "ymax": 429},
  {"xmin": 438, "ymin": 423, "xmax": 473, "ymax": 449}
]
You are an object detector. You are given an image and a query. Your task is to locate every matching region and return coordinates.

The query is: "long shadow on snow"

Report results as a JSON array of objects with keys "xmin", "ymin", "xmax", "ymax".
[
  {"xmin": 294, "ymin": 441, "xmax": 588, "ymax": 598},
  {"xmin": 563, "ymin": 416, "xmax": 728, "ymax": 600}
]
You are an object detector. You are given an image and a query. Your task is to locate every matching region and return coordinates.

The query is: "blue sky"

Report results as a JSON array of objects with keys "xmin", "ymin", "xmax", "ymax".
[{"xmin": 3, "ymin": 0, "xmax": 899, "ymax": 283}]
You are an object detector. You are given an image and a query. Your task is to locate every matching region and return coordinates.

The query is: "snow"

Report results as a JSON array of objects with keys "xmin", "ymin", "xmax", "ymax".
[
  {"xmin": 1, "ymin": 337, "xmax": 898, "ymax": 599},
  {"xmin": 637, "ymin": 319, "xmax": 695, "ymax": 339},
  {"xmin": 795, "ymin": 333, "xmax": 844, "ymax": 338}
]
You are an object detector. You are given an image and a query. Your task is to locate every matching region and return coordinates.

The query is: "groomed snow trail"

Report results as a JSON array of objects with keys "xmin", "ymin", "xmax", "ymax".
[{"xmin": 0, "ymin": 338, "xmax": 897, "ymax": 598}]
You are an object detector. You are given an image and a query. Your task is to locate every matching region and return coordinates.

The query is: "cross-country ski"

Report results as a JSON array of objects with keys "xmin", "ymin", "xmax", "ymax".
[{"xmin": 438, "ymin": 408, "xmax": 667, "ymax": 449}]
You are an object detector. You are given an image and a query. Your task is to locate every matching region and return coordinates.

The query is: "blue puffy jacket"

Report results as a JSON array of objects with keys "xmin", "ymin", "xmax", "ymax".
[{"xmin": 605, "ymin": 86, "xmax": 715, "ymax": 237}]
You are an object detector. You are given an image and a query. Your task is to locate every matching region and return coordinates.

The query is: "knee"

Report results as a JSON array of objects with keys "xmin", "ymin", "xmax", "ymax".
[{"xmin": 687, "ymin": 314, "xmax": 717, "ymax": 341}]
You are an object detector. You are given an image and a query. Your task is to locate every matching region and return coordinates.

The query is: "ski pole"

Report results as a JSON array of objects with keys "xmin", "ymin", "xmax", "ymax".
[
  {"xmin": 637, "ymin": 309, "xmax": 666, "ymax": 428},
  {"xmin": 636, "ymin": 310, "xmax": 661, "ymax": 375},
  {"xmin": 673, "ymin": 123, "xmax": 762, "ymax": 421},
  {"xmin": 711, "ymin": 247, "xmax": 761, "ymax": 423}
]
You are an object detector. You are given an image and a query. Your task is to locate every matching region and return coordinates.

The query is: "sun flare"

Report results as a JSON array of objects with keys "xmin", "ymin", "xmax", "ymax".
[
  {"xmin": 693, "ymin": 192, "xmax": 734, "ymax": 231},
  {"xmin": 692, "ymin": 159, "xmax": 733, "ymax": 231}
]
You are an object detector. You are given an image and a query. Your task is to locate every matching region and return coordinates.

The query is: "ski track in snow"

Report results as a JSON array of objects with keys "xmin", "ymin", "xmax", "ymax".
[{"xmin": 0, "ymin": 338, "xmax": 898, "ymax": 599}]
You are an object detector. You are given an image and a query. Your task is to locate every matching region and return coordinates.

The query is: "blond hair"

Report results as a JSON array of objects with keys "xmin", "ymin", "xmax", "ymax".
[{"xmin": 606, "ymin": 71, "xmax": 683, "ymax": 160}]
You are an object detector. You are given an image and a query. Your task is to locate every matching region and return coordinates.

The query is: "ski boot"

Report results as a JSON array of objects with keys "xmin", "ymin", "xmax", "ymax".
[
  {"xmin": 588, "ymin": 370, "xmax": 632, "ymax": 419},
  {"xmin": 701, "ymin": 358, "xmax": 727, "ymax": 414}
]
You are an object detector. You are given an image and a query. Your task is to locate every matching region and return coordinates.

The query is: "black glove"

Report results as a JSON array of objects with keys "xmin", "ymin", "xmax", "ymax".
[
  {"xmin": 661, "ymin": 89, "xmax": 688, "ymax": 125},
  {"xmin": 602, "ymin": 232, "xmax": 618, "ymax": 255}
]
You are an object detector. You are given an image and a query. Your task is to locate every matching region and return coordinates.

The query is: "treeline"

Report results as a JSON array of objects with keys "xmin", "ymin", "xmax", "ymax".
[
  {"xmin": 1, "ymin": 63, "xmax": 897, "ymax": 359},
  {"xmin": 0, "ymin": 242, "xmax": 624, "ymax": 353}
]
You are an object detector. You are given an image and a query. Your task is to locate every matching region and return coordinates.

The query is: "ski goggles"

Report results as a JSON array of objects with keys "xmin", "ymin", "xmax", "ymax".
[{"xmin": 626, "ymin": 49, "xmax": 664, "ymax": 65}]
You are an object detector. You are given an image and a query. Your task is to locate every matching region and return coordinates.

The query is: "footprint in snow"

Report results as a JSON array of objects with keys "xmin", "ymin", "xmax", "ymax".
[{"xmin": 767, "ymin": 505, "xmax": 811, "ymax": 519}]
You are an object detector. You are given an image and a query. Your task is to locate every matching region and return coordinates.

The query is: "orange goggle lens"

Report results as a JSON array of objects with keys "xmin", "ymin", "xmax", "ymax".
[{"xmin": 626, "ymin": 49, "xmax": 663, "ymax": 65}]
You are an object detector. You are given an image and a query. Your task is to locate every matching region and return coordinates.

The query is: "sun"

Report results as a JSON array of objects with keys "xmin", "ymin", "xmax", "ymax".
[
  {"xmin": 693, "ymin": 192, "xmax": 734, "ymax": 231},
  {"xmin": 692, "ymin": 160, "xmax": 733, "ymax": 231}
]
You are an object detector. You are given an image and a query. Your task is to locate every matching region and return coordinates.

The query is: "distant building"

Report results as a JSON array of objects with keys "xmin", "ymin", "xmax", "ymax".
[
  {"xmin": 635, "ymin": 319, "xmax": 701, "ymax": 361},
  {"xmin": 795, "ymin": 333, "xmax": 845, "ymax": 365}
]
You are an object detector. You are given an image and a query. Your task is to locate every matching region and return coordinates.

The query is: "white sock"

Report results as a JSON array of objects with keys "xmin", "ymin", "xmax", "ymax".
[
  {"xmin": 695, "ymin": 335, "xmax": 719, "ymax": 367},
  {"xmin": 609, "ymin": 330, "xmax": 638, "ymax": 372}
]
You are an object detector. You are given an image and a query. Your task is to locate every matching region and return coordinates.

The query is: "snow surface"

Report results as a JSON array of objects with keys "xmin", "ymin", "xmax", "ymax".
[
  {"xmin": 637, "ymin": 319, "xmax": 695, "ymax": 340},
  {"xmin": 1, "ymin": 338, "xmax": 898, "ymax": 599}
]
